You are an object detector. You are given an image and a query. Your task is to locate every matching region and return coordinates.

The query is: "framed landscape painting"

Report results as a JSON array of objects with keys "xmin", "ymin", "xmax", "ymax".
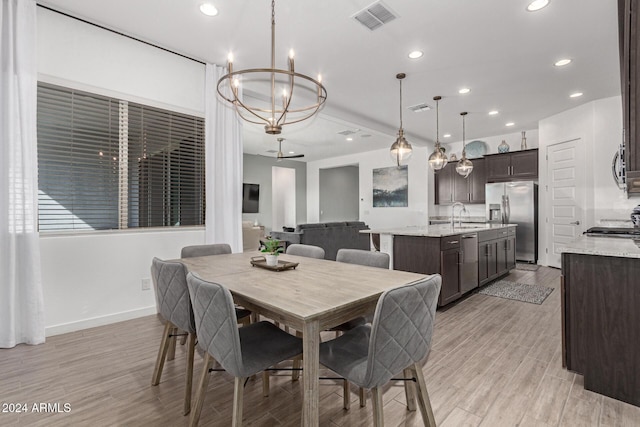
[{"xmin": 373, "ymin": 165, "xmax": 408, "ymax": 207}]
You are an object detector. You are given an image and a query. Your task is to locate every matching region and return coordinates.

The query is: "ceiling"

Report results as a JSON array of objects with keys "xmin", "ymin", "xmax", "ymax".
[{"xmin": 39, "ymin": 0, "xmax": 621, "ymax": 162}]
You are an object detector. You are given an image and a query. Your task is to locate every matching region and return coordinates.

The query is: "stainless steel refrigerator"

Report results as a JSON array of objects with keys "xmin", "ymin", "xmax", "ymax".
[{"xmin": 486, "ymin": 181, "xmax": 538, "ymax": 263}]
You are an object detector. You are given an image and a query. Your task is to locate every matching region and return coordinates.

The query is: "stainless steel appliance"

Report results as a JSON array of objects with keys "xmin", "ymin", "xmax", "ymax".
[
  {"xmin": 486, "ymin": 181, "xmax": 538, "ymax": 263},
  {"xmin": 459, "ymin": 233, "xmax": 478, "ymax": 293}
]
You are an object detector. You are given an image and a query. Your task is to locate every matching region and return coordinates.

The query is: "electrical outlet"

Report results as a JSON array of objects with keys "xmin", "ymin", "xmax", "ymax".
[{"xmin": 141, "ymin": 278, "xmax": 151, "ymax": 291}]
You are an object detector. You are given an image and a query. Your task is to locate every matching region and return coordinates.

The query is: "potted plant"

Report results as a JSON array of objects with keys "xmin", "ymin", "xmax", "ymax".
[{"xmin": 261, "ymin": 237, "xmax": 283, "ymax": 266}]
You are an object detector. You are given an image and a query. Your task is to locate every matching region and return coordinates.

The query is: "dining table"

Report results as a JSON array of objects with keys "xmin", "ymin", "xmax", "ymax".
[{"xmin": 176, "ymin": 250, "xmax": 428, "ymax": 426}]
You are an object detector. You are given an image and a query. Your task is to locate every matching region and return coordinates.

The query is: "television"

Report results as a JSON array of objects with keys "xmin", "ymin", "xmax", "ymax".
[{"xmin": 242, "ymin": 183, "xmax": 260, "ymax": 213}]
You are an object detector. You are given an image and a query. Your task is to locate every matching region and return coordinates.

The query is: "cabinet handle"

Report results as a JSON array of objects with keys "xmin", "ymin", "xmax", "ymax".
[
  {"xmin": 468, "ymin": 193, "xmax": 471, "ymax": 201},
  {"xmin": 485, "ymin": 245, "xmax": 489, "ymax": 256},
  {"xmin": 449, "ymin": 240, "xmax": 459, "ymax": 244}
]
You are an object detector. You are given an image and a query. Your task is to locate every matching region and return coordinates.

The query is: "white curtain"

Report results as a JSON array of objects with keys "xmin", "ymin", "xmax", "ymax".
[
  {"xmin": 0, "ymin": 0, "xmax": 45, "ymax": 348},
  {"xmin": 204, "ymin": 64, "xmax": 244, "ymax": 252}
]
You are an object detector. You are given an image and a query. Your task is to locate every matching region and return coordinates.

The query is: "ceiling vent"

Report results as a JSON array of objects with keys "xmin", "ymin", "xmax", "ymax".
[
  {"xmin": 353, "ymin": 1, "xmax": 398, "ymax": 31},
  {"xmin": 408, "ymin": 103, "xmax": 432, "ymax": 113},
  {"xmin": 337, "ymin": 129, "xmax": 358, "ymax": 136}
]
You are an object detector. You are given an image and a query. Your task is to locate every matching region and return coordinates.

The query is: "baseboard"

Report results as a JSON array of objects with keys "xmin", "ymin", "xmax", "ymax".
[{"xmin": 45, "ymin": 306, "xmax": 157, "ymax": 337}]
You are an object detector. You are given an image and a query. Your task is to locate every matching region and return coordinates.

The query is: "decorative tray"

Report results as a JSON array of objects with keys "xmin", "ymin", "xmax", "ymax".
[{"xmin": 250, "ymin": 256, "xmax": 299, "ymax": 272}]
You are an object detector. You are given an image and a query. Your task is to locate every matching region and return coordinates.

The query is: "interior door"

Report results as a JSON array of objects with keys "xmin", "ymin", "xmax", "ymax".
[{"xmin": 546, "ymin": 139, "xmax": 586, "ymax": 268}]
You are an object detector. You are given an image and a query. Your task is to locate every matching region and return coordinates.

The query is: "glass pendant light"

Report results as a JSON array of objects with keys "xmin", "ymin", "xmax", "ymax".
[
  {"xmin": 428, "ymin": 96, "xmax": 448, "ymax": 170},
  {"xmin": 456, "ymin": 112, "xmax": 474, "ymax": 178},
  {"xmin": 389, "ymin": 73, "xmax": 412, "ymax": 167}
]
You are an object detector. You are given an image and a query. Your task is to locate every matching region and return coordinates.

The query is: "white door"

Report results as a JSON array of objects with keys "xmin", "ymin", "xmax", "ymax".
[
  {"xmin": 272, "ymin": 167, "xmax": 296, "ymax": 231},
  {"xmin": 546, "ymin": 139, "xmax": 586, "ymax": 268}
]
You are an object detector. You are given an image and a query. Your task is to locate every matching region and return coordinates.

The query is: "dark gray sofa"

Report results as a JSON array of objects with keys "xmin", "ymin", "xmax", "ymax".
[{"xmin": 270, "ymin": 221, "xmax": 370, "ymax": 260}]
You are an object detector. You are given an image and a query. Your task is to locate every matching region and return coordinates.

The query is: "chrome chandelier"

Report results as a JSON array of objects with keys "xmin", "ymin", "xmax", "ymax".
[
  {"xmin": 390, "ymin": 73, "xmax": 412, "ymax": 166},
  {"xmin": 428, "ymin": 96, "xmax": 448, "ymax": 170},
  {"xmin": 217, "ymin": 0, "xmax": 327, "ymax": 134}
]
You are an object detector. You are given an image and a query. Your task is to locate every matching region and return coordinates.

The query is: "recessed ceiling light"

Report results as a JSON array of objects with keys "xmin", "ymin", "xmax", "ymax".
[
  {"xmin": 458, "ymin": 88, "xmax": 470, "ymax": 94},
  {"xmin": 505, "ymin": 122, "xmax": 515, "ymax": 127},
  {"xmin": 554, "ymin": 58, "xmax": 572, "ymax": 67},
  {"xmin": 443, "ymin": 134, "xmax": 452, "ymax": 138},
  {"xmin": 288, "ymin": 151, "xmax": 295, "ymax": 154},
  {"xmin": 200, "ymin": 3, "xmax": 218, "ymax": 16},
  {"xmin": 570, "ymin": 92, "xmax": 583, "ymax": 98},
  {"xmin": 488, "ymin": 110, "xmax": 499, "ymax": 115},
  {"xmin": 408, "ymin": 50, "xmax": 423, "ymax": 59},
  {"xmin": 527, "ymin": 0, "xmax": 549, "ymax": 12},
  {"xmin": 346, "ymin": 137, "xmax": 353, "ymax": 141}
]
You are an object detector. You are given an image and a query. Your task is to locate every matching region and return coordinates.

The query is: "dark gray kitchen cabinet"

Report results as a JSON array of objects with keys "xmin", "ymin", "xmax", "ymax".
[
  {"xmin": 486, "ymin": 149, "xmax": 538, "ymax": 182},
  {"xmin": 435, "ymin": 158, "xmax": 486, "ymax": 205}
]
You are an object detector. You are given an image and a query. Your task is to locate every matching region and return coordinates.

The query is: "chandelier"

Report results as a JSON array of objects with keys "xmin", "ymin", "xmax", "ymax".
[
  {"xmin": 456, "ymin": 112, "xmax": 474, "ymax": 177},
  {"xmin": 217, "ymin": 0, "xmax": 327, "ymax": 134},
  {"xmin": 428, "ymin": 96, "xmax": 448, "ymax": 170},
  {"xmin": 390, "ymin": 73, "xmax": 412, "ymax": 166}
]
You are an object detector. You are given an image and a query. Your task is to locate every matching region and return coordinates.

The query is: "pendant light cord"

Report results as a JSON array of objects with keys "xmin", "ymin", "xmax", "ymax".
[
  {"xmin": 435, "ymin": 98, "xmax": 440, "ymax": 144},
  {"xmin": 399, "ymin": 78, "xmax": 403, "ymax": 131}
]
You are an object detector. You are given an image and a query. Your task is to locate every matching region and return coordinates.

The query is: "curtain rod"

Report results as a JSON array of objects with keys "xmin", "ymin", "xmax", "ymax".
[{"xmin": 36, "ymin": 3, "xmax": 207, "ymax": 66}]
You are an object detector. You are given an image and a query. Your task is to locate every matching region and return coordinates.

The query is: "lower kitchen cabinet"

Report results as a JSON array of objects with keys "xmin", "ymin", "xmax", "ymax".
[
  {"xmin": 393, "ymin": 233, "xmax": 477, "ymax": 306},
  {"xmin": 478, "ymin": 227, "xmax": 516, "ymax": 285}
]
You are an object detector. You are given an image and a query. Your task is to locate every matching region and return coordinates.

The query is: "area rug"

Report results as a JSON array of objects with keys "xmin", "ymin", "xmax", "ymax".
[
  {"xmin": 516, "ymin": 263, "xmax": 540, "ymax": 271},
  {"xmin": 478, "ymin": 280, "xmax": 553, "ymax": 305}
]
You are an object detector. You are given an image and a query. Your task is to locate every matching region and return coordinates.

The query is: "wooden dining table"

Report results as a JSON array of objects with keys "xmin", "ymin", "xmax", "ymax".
[{"xmin": 177, "ymin": 251, "xmax": 428, "ymax": 426}]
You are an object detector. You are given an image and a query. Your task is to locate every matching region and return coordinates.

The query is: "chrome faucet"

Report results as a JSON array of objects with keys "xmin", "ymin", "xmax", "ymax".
[{"xmin": 451, "ymin": 202, "xmax": 467, "ymax": 228}]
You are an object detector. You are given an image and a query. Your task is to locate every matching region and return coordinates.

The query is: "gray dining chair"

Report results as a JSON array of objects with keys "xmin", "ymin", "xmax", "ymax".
[
  {"xmin": 332, "ymin": 248, "xmax": 391, "ymax": 408},
  {"xmin": 319, "ymin": 275, "xmax": 441, "ymax": 427},
  {"xmin": 336, "ymin": 248, "xmax": 390, "ymax": 269},
  {"xmin": 286, "ymin": 243, "xmax": 325, "ymax": 259},
  {"xmin": 150, "ymin": 258, "xmax": 198, "ymax": 416},
  {"xmin": 186, "ymin": 273, "xmax": 303, "ymax": 427},
  {"xmin": 181, "ymin": 244, "xmax": 251, "ymax": 326},
  {"xmin": 181, "ymin": 243, "xmax": 232, "ymax": 258}
]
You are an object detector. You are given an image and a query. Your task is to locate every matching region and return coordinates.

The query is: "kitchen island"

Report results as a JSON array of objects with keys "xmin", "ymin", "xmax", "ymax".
[
  {"xmin": 364, "ymin": 223, "xmax": 517, "ymax": 306},
  {"xmin": 560, "ymin": 236, "xmax": 640, "ymax": 407}
]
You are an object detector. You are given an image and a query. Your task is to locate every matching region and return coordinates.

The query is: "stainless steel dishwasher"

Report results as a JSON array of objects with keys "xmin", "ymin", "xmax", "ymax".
[{"xmin": 460, "ymin": 233, "xmax": 479, "ymax": 293}]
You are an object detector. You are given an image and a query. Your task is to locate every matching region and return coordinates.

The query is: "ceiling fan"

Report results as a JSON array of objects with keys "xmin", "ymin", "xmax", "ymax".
[{"xmin": 263, "ymin": 138, "xmax": 305, "ymax": 160}]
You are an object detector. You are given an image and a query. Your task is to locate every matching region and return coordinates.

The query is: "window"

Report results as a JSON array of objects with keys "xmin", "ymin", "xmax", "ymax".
[{"xmin": 37, "ymin": 83, "xmax": 205, "ymax": 231}]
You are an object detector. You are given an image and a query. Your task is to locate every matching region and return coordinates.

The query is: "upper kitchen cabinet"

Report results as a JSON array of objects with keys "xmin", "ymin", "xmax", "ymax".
[
  {"xmin": 620, "ymin": 0, "xmax": 640, "ymax": 194},
  {"xmin": 485, "ymin": 149, "xmax": 538, "ymax": 182},
  {"xmin": 435, "ymin": 157, "xmax": 486, "ymax": 205}
]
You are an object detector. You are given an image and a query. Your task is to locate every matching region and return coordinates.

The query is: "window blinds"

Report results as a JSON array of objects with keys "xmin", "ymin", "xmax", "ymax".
[{"xmin": 37, "ymin": 83, "xmax": 205, "ymax": 231}]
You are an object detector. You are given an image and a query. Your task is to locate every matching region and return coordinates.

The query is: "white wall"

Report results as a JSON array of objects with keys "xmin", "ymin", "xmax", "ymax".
[
  {"xmin": 538, "ymin": 95, "xmax": 635, "ymax": 266},
  {"xmin": 37, "ymin": 8, "xmax": 205, "ymax": 114},
  {"xmin": 41, "ymin": 229, "xmax": 205, "ymax": 336},
  {"xmin": 37, "ymin": 9, "xmax": 208, "ymax": 335},
  {"xmin": 307, "ymin": 147, "xmax": 431, "ymax": 229}
]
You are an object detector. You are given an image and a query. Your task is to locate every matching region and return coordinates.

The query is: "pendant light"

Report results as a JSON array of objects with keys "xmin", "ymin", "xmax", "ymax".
[
  {"xmin": 428, "ymin": 96, "xmax": 448, "ymax": 170},
  {"xmin": 456, "ymin": 112, "xmax": 474, "ymax": 177},
  {"xmin": 389, "ymin": 73, "xmax": 413, "ymax": 166}
]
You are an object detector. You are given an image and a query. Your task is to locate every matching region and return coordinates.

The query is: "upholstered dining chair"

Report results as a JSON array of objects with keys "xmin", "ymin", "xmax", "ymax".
[
  {"xmin": 333, "ymin": 248, "xmax": 391, "ymax": 409},
  {"xmin": 285, "ymin": 243, "xmax": 325, "ymax": 259},
  {"xmin": 186, "ymin": 273, "xmax": 303, "ymax": 427},
  {"xmin": 336, "ymin": 248, "xmax": 390, "ymax": 269},
  {"xmin": 319, "ymin": 275, "xmax": 441, "ymax": 427},
  {"xmin": 181, "ymin": 244, "xmax": 251, "ymax": 327},
  {"xmin": 150, "ymin": 258, "xmax": 197, "ymax": 416},
  {"xmin": 181, "ymin": 243, "xmax": 232, "ymax": 258}
]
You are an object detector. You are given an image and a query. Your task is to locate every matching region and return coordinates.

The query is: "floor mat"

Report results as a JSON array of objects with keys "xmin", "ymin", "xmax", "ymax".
[
  {"xmin": 478, "ymin": 280, "xmax": 553, "ymax": 305},
  {"xmin": 516, "ymin": 263, "xmax": 540, "ymax": 271}
]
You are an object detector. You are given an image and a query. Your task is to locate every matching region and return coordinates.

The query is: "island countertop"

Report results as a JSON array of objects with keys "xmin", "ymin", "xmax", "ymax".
[
  {"xmin": 361, "ymin": 223, "xmax": 516, "ymax": 238},
  {"xmin": 559, "ymin": 236, "xmax": 640, "ymax": 259}
]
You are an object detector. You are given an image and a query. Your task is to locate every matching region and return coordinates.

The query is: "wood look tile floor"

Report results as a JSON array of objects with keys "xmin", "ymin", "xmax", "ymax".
[{"xmin": 2, "ymin": 267, "xmax": 640, "ymax": 426}]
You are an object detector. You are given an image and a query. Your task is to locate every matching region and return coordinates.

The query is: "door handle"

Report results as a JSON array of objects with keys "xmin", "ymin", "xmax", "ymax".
[{"xmin": 570, "ymin": 221, "xmax": 580, "ymax": 225}]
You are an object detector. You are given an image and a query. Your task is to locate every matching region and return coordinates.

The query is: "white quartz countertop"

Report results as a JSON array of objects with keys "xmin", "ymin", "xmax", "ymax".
[
  {"xmin": 361, "ymin": 223, "xmax": 516, "ymax": 238},
  {"xmin": 559, "ymin": 236, "xmax": 640, "ymax": 259}
]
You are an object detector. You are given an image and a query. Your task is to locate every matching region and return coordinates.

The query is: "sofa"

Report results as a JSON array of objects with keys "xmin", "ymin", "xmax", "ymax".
[{"xmin": 270, "ymin": 221, "xmax": 370, "ymax": 260}]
